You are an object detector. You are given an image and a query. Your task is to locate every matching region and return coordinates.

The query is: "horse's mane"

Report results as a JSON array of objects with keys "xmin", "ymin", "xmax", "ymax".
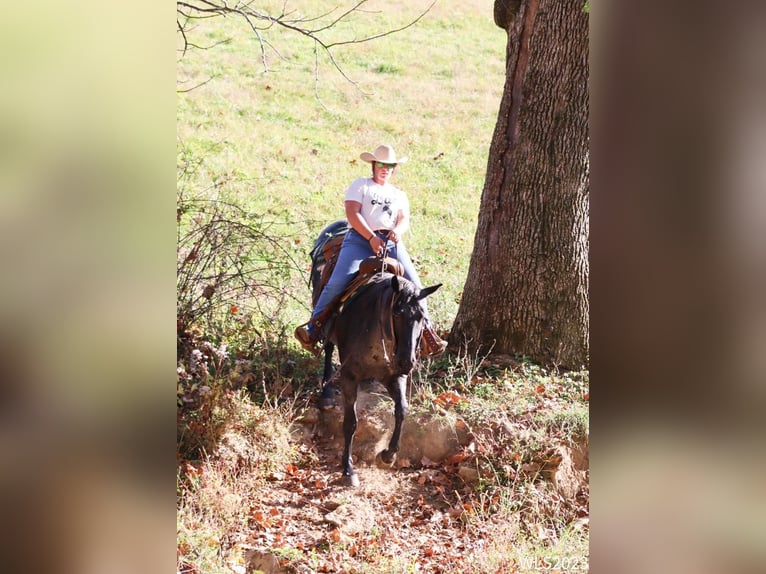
[
  {"xmin": 374, "ymin": 275, "xmax": 396, "ymax": 341},
  {"xmin": 368, "ymin": 273, "xmax": 419, "ymax": 343},
  {"xmin": 336, "ymin": 272, "xmax": 416, "ymax": 351}
]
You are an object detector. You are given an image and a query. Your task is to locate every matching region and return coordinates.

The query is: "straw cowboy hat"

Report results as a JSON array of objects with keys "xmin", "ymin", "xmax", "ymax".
[{"xmin": 360, "ymin": 144, "xmax": 408, "ymax": 165}]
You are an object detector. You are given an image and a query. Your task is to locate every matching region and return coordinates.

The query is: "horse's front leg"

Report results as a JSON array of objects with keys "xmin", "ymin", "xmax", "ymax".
[
  {"xmin": 318, "ymin": 342, "xmax": 337, "ymax": 410},
  {"xmin": 340, "ymin": 375, "xmax": 360, "ymax": 487},
  {"xmin": 378, "ymin": 374, "xmax": 409, "ymax": 466}
]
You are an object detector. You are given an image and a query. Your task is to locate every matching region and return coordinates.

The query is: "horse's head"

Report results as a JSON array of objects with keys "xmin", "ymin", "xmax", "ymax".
[{"xmin": 390, "ymin": 276, "xmax": 442, "ymax": 373}]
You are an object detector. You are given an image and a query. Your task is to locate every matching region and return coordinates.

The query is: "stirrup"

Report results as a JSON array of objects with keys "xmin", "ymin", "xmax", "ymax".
[{"xmin": 420, "ymin": 325, "xmax": 447, "ymax": 357}]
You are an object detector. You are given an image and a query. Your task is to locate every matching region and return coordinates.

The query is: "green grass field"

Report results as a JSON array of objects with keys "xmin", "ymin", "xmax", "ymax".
[{"xmin": 177, "ymin": 0, "xmax": 506, "ymax": 330}]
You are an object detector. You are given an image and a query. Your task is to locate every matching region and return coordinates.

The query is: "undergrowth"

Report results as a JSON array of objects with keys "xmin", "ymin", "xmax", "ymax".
[{"xmin": 177, "ymin": 330, "xmax": 589, "ymax": 573}]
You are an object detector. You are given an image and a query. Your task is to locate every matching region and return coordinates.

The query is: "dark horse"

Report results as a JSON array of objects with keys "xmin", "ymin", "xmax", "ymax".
[
  {"xmin": 328, "ymin": 273, "xmax": 440, "ymax": 486},
  {"xmin": 308, "ymin": 222, "xmax": 441, "ymax": 486}
]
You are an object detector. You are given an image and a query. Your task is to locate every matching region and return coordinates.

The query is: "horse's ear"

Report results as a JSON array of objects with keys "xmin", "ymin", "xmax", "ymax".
[
  {"xmin": 391, "ymin": 275, "xmax": 400, "ymax": 292},
  {"xmin": 417, "ymin": 283, "xmax": 442, "ymax": 300}
]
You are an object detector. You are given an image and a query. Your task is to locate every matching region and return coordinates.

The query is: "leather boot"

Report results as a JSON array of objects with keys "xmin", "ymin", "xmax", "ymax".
[{"xmin": 294, "ymin": 320, "xmax": 322, "ymax": 356}]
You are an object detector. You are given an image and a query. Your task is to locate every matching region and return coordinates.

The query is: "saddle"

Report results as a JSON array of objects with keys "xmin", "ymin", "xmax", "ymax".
[
  {"xmin": 339, "ymin": 256, "xmax": 403, "ymax": 309},
  {"xmin": 310, "ymin": 222, "xmax": 350, "ymax": 307},
  {"xmin": 312, "ymin": 230, "xmax": 403, "ymax": 328}
]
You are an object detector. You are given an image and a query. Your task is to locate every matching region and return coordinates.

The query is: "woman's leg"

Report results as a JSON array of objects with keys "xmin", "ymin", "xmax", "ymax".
[
  {"xmin": 390, "ymin": 240, "xmax": 421, "ymax": 286},
  {"xmin": 311, "ymin": 230, "xmax": 372, "ymax": 320},
  {"xmin": 296, "ymin": 230, "xmax": 374, "ymax": 352}
]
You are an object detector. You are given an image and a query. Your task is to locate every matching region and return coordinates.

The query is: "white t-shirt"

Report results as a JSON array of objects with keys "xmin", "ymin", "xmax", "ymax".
[{"xmin": 345, "ymin": 177, "xmax": 410, "ymax": 231}]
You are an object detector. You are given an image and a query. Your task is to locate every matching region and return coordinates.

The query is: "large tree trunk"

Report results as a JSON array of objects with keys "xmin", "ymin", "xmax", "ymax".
[{"xmin": 449, "ymin": 0, "xmax": 589, "ymax": 369}]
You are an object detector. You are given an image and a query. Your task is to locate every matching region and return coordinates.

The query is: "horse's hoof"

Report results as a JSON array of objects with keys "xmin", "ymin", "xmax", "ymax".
[
  {"xmin": 343, "ymin": 473, "xmax": 360, "ymax": 487},
  {"xmin": 376, "ymin": 450, "xmax": 397, "ymax": 468},
  {"xmin": 319, "ymin": 392, "xmax": 337, "ymax": 411},
  {"xmin": 318, "ymin": 385, "xmax": 338, "ymax": 410}
]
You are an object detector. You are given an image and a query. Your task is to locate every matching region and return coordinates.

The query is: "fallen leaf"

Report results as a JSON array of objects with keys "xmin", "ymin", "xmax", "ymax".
[
  {"xmin": 458, "ymin": 465, "xmax": 480, "ymax": 484},
  {"xmin": 251, "ymin": 510, "xmax": 272, "ymax": 528},
  {"xmin": 445, "ymin": 451, "xmax": 469, "ymax": 465},
  {"xmin": 521, "ymin": 462, "xmax": 544, "ymax": 476},
  {"xmin": 434, "ymin": 391, "xmax": 467, "ymax": 408}
]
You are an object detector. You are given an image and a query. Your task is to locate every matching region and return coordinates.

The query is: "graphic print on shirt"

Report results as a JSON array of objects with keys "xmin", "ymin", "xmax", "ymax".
[
  {"xmin": 366, "ymin": 188, "xmax": 398, "ymax": 229},
  {"xmin": 370, "ymin": 196, "xmax": 393, "ymax": 218}
]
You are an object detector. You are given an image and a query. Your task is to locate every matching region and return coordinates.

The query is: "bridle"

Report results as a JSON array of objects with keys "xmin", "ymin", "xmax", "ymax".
[{"xmin": 376, "ymin": 241, "xmax": 422, "ymax": 368}]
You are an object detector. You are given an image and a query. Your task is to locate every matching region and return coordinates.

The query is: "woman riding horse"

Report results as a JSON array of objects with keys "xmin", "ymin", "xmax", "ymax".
[{"xmin": 294, "ymin": 144, "xmax": 446, "ymax": 357}]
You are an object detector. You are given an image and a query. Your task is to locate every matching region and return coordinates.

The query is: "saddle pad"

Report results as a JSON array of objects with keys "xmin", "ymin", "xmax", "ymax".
[{"xmin": 337, "ymin": 270, "xmax": 394, "ymax": 314}]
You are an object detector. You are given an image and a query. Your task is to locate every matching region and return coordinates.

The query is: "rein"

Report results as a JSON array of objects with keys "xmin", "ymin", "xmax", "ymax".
[
  {"xmin": 378, "ymin": 280, "xmax": 396, "ymax": 366},
  {"xmin": 376, "ymin": 240, "xmax": 396, "ymax": 365},
  {"xmin": 375, "ymin": 243, "xmax": 397, "ymax": 365},
  {"xmin": 379, "ymin": 242, "xmax": 397, "ymax": 275}
]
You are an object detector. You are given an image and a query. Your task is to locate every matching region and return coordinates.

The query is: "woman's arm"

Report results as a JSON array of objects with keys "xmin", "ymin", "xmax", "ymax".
[
  {"xmin": 345, "ymin": 200, "xmax": 374, "ymax": 239},
  {"xmin": 345, "ymin": 200, "xmax": 384, "ymax": 253},
  {"xmin": 388, "ymin": 209, "xmax": 409, "ymax": 244}
]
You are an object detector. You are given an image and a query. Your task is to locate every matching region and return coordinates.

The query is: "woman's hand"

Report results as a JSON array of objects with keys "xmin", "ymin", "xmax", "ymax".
[
  {"xmin": 386, "ymin": 229, "xmax": 400, "ymax": 244},
  {"xmin": 369, "ymin": 235, "xmax": 385, "ymax": 256}
]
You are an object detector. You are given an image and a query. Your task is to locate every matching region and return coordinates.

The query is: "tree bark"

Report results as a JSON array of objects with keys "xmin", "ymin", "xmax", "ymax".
[{"xmin": 449, "ymin": 0, "xmax": 589, "ymax": 369}]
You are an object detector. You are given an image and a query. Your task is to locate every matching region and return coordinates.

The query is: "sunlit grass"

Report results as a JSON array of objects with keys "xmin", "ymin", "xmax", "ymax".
[{"xmin": 177, "ymin": 0, "xmax": 505, "ymax": 333}]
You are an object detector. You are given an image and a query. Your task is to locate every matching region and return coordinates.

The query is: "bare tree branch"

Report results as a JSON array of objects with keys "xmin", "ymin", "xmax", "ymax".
[
  {"xmin": 324, "ymin": 1, "xmax": 436, "ymax": 48},
  {"xmin": 177, "ymin": 19, "xmax": 188, "ymax": 57},
  {"xmin": 177, "ymin": 74, "xmax": 219, "ymax": 93},
  {"xmin": 307, "ymin": 0, "xmax": 371, "ymax": 34},
  {"xmin": 177, "ymin": 0, "xmax": 438, "ymax": 87}
]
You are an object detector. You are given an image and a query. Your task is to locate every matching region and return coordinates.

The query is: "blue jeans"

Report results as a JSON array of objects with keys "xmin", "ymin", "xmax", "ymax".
[{"xmin": 311, "ymin": 228, "xmax": 426, "ymax": 321}]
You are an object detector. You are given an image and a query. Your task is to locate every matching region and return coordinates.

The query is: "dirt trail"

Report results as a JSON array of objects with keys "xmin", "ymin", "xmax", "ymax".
[
  {"xmin": 236, "ymin": 379, "xmax": 589, "ymax": 573},
  {"xmin": 242, "ymin": 383, "xmax": 473, "ymax": 572}
]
